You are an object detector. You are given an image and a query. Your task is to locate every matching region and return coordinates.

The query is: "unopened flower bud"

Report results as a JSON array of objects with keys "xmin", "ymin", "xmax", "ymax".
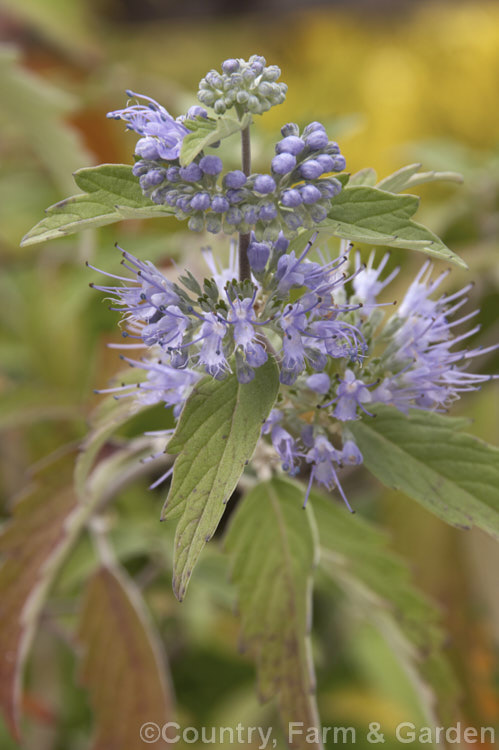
[
  {"xmin": 281, "ymin": 189, "xmax": 302, "ymax": 207},
  {"xmin": 300, "ymin": 184, "xmax": 322, "ymax": 204},
  {"xmin": 179, "ymin": 163, "xmax": 203, "ymax": 182},
  {"xmin": 271, "ymin": 152, "xmax": 296, "ymax": 175},
  {"xmin": 276, "ymin": 135, "xmax": 305, "ymax": 155},
  {"xmin": 206, "ymin": 214, "xmax": 222, "ymax": 233},
  {"xmin": 223, "ymin": 170, "xmax": 247, "ymax": 189},
  {"xmin": 254, "ymin": 174, "xmax": 276, "ymax": 194},
  {"xmin": 305, "ymin": 130, "xmax": 329, "ymax": 150},
  {"xmin": 259, "ymin": 202, "xmax": 278, "ymax": 221},
  {"xmin": 190, "ymin": 192, "xmax": 211, "ymax": 211},
  {"xmin": 135, "ymin": 137, "xmax": 160, "ymax": 160},
  {"xmin": 222, "ymin": 58, "xmax": 240, "ymax": 74},
  {"xmin": 248, "ymin": 240, "xmax": 270, "ymax": 272},
  {"xmin": 281, "ymin": 122, "xmax": 300, "ymax": 137},
  {"xmin": 199, "ymin": 155, "xmax": 223, "ymax": 175},
  {"xmin": 300, "ymin": 160, "xmax": 324, "ymax": 180},
  {"xmin": 188, "ymin": 214, "xmax": 205, "ymax": 232},
  {"xmin": 211, "ymin": 195, "xmax": 230, "ymax": 213}
]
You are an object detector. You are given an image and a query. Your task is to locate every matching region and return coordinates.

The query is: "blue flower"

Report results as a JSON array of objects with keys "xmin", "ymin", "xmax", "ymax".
[
  {"xmin": 107, "ymin": 91, "xmax": 191, "ymax": 161},
  {"xmin": 142, "ymin": 305, "xmax": 190, "ymax": 349},
  {"xmin": 353, "ymin": 250, "xmax": 400, "ymax": 307},
  {"xmin": 325, "ymin": 369, "xmax": 375, "ymax": 421},
  {"xmin": 355, "ymin": 255, "xmax": 498, "ymax": 412},
  {"xmin": 197, "ymin": 313, "xmax": 230, "ymax": 378},
  {"xmin": 304, "ymin": 434, "xmax": 354, "ymax": 511},
  {"xmin": 97, "ymin": 353, "xmax": 200, "ymax": 417},
  {"xmin": 262, "ymin": 411, "xmax": 301, "ymax": 475}
]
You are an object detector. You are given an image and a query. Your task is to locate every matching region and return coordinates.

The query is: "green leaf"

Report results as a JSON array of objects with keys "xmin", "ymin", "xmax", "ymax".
[
  {"xmin": 78, "ymin": 565, "xmax": 175, "ymax": 750},
  {"xmin": 20, "ymin": 164, "xmax": 173, "ymax": 246},
  {"xmin": 225, "ymin": 478, "xmax": 322, "ymax": 750},
  {"xmin": 180, "ymin": 113, "xmax": 252, "ymax": 167},
  {"xmin": 162, "ymin": 357, "xmax": 279, "ymax": 601},
  {"xmin": 323, "ymin": 186, "xmax": 466, "ymax": 267},
  {"xmin": 311, "ymin": 488, "xmax": 457, "ymax": 724},
  {"xmin": 349, "ymin": 167, "xmax": 377, "ymax": 186},
  {"xmin": 377, "ymin": 163, "xmax": 463, "ymax": 193},
  {"xmin": 349, "ymin": 405, "xmax": 499, "ymax": 539}
]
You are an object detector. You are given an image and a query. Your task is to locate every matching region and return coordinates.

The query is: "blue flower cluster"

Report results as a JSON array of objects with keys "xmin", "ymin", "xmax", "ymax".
[
  {"xmin": 108, "ymin": 87, "xmax": 345, "ymax": 239},
  {"xmin": 90, "ymin": 234, "xmax": 364, "ymax": 390},
  {"xmin": 198, "ymin": 55, "xmax": 287, "ymax": 115},
  {"xmin": 91, "ymin": 238, "xmax": 496, "ymax": 509},
  {"xmin": 100, "ymin": 56, "xmax": 496, "ymax": 510},
  {"xmin": 352, "ymin": 253, "xmax": 498, "ymax": 412}
]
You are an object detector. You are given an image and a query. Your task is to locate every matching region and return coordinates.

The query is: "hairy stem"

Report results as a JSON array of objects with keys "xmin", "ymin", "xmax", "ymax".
[{"xmin": 238, "ymin": 125, "xmax": 251, "ymax": 282}]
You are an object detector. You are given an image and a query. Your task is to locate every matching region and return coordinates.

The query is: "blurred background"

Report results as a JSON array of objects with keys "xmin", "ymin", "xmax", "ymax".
[{"xmin": 0, "ymin": 0, "xmax": 498, "ymax": 748}]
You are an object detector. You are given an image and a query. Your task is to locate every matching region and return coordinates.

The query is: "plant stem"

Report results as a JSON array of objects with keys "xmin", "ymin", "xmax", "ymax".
[{"xmin": 238, "ymin": 125, "xmax": 251, "ymax": 282}]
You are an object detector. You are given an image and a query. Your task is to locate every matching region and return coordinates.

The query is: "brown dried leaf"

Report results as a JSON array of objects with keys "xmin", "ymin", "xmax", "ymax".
[
  {"xmin": 78, "ymin": 566, "xmax": 174, "ymax": 750},
  {"xmin": 0, "ymin": 483, "xmax": 79, "ymax": 737}
]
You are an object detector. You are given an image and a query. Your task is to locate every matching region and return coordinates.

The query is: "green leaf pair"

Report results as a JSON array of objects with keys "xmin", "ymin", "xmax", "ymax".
[{"xmin": 21, "ymin": 160, "xmax": 466, "ymax": 269}]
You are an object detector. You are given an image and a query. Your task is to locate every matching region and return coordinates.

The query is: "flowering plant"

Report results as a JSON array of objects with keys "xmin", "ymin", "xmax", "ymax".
[{"xmin": 12, "ymin": 55, "xmax": 499, "ymax": 748}]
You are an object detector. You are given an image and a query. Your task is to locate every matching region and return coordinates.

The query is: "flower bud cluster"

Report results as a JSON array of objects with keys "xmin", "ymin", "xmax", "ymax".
[
  {"xmin": 198, "ymin": 55, "xmax": 287, "ymax": 116},
  {"xmin": 128, "ymin": 117, "xmax": 345, "ymax": 239}
]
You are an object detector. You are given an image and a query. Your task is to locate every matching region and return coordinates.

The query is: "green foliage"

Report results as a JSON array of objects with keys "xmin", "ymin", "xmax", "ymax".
[
  {"xmin": 180, "ymin": 112, "xmax": 252, "ymax": 166},
  {"xmin": 348, "ymin": 167, "xmax": 377, "ymax": 186},
  {"xmin": 349, "ymin": 405, "xmax": 499, "ymax": 539},
  {"xmin": 323, "ymin": 185, "xmax": 466, "ymax": 267},
  {"xmin": 311, "ymin": 488, "xmax": 458, "ymax": 725},
  {"xmin": 20, "ymin": 165, "xmax": 173, "ymax": 246},
  {"xmin": 377, "ymin": 163, "xmax": 463, "ymax": 193},
  {"xmin": 163, "ymin": 357, "xmax": 279, "ymax": 601},
  {"xmin": 0, "ymin": 47, "xmax": 91, "ymax": 193},
  {"xmin": 78, "ymin": 565, "xmax": 174, "ymax": 750},
  {"xmin": 225, "ymin": 478, "xmax": 322, "ymax": 750}
]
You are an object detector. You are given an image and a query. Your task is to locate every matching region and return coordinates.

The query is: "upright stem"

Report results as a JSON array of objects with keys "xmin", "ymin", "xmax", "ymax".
[{"xmin": 238, "ymin": 125, "xmax": 251, "ymax": 282}]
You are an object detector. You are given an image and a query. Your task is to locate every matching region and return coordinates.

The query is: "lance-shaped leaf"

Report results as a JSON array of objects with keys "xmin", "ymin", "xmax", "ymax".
[
  {"xmin": 377, "ymin": 163, "xmax": 463, "ymax": 193},
  {"xmin": 310, "ymin": 488, "xmax": 457, "ymax": 724},
  {"xmin": 323, "ymin": 185, "xmax": 466, "ymax": 267},
  {"xmin": 0, "ymin": 477, "xmax": 80, "ymax": 737},
  {"xmin": 162, "ymin": 356, "xmax": 279, "ymax": 601},
  {"xmin": 180, "ymin": 113, "xmax": 252, "ymax": 166},
  {"xmin": 78, "ymin": 565, "xmax": 175, "ymax": 750},
  {"xmin": 225, "ymin": 478, "xmax": 322, "ymax": 750},
  {"xmin": 349, "ymin": 405, "xmax": 499, "ymax": 539},
  {"xmin": 20, "ymin": 164, "xmax": 173, "ymax": 246}
]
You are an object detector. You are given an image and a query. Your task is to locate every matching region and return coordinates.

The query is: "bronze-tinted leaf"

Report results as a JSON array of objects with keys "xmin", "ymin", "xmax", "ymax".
[
  {"xmin": 78, "ymin": 566, "xmax": 174, "ymax": 750},
  {"xmin": 0, "ymin": 483, "xmax": 78, "ymax": 737}
]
